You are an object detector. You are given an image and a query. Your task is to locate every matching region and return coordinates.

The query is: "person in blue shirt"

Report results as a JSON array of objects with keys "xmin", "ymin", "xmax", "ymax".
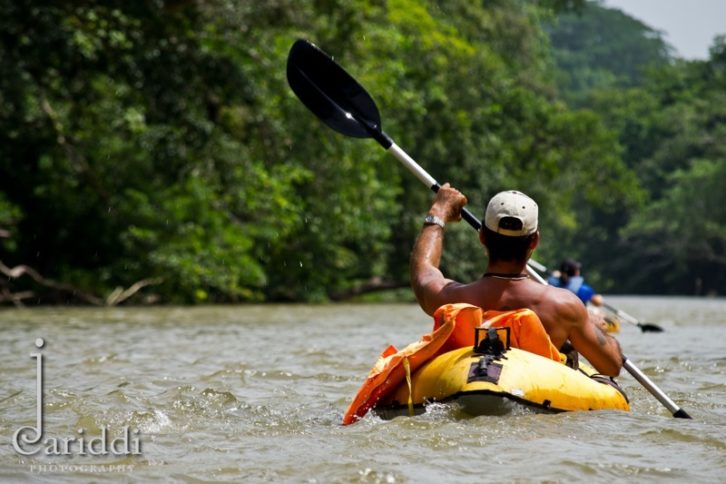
[{"xmin": 547, "ymin": 259, "xmax": 603, "ymax": 307}]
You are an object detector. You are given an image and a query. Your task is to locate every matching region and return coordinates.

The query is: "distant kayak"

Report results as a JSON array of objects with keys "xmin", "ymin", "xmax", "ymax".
[
  {"xmin": 343, "ymin": 303, "xmax": 629, "ymax": 424},
  {"xmin": 589, "ymin": 306, "xmax": 621, "ymax": 333}
]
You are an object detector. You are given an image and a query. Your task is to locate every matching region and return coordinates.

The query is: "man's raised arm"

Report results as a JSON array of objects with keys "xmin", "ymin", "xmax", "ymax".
[{"xmin": 410, "ymin": 184, "xmax": 467, "ymax": 315}]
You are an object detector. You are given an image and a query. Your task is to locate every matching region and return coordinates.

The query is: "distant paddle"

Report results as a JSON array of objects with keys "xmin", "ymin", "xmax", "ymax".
[
  {"xmin": 601, "ymin": 302, "xmax": 664, "ymax": 333},
  {"xmin": 286, "ymin": 38, "xmax": 691, "ymax": 419}
]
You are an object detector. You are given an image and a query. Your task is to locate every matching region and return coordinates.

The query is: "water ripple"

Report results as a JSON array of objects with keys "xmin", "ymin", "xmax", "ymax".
[{"xmin": 0, "ymin": 302, "xmax": 724, "ymax": 481}]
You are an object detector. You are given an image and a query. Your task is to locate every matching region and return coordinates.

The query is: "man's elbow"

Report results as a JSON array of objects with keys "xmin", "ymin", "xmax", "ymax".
[
  {"xmin": 603, "ymin": 364, "xmax": 621, "ymax": 378},
  {"xmin": 413, "ymin": 289, "xmax": 438, "ymax": 316},
  {"xmin": 601, "ymin": 354, "xmax": 624, "ymax": 377},
  {"xmin": 421, "ymin": 300, "xmax": 440, "ymax": 317},
  {"xmin": 411, "ymin": 279, "xmax": 436, "ymax": 315}
]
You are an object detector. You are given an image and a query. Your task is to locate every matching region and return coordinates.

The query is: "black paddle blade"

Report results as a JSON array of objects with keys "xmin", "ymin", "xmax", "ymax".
[
  {"xmin": 640, "ymin": 323, "xmax": 664, "ymax": 333},
  {"xmin": 286, "ymin": 39, "xmax": 389, "ymax": 146},
  {"xmin": 673, "ymin": 408, "xmax": 692, "ymax": 419}
]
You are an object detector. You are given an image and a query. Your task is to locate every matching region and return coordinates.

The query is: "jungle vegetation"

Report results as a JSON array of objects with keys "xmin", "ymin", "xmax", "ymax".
[{"xmin": 1, "ymin": 0, "xmax": 723, "ymax": 304}]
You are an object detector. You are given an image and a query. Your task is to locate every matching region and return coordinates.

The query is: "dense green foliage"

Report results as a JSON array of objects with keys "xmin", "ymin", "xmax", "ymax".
[
  {"xmin": 590, "ymin": 39, "xmax": 726, "ymax": 294},
  {"xmin": 0, "ymin": 0, "xmax": 721, "ymax": 303},
  {"xmin": 547, "ymin": 0, "xmax": 672, "ymax": 106},
  {"xmin": 548, "ymin": 2, "xmax": 726, "ymax": 295}
]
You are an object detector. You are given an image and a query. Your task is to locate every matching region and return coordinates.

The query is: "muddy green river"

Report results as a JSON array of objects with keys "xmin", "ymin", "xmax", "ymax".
[{"xmin": 1, "ymin": 297, "xmax": 724, "ymax": 482}]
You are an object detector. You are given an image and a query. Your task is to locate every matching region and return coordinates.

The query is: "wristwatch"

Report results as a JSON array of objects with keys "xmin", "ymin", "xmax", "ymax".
[{"xmin": 423, "ymin": 214, "xmax": 445, "ymax": 229}]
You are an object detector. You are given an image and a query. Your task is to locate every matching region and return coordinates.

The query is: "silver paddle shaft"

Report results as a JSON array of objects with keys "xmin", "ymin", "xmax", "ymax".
[
  {"xmin": 623, "ymin": 358, "xmax": 689, "ymax": 417},
  {"xmin": 387, "ymin": 143, "xmax": 438, "ymax": 188}
]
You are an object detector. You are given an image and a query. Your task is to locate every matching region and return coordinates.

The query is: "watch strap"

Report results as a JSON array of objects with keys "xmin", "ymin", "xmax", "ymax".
[{"xmin": 423, "ymin": 215, "xmax": 445, "ymax": 229}]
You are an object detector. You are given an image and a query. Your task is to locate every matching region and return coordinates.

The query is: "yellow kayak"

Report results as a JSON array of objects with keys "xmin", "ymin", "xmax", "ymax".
[
  {"xmin": 343, "ymin": 303, "xmax": 629, "ymax": 424},
  {"xmin": 375, "ymin": 343, "xmax": 630, "ymax": 418}
]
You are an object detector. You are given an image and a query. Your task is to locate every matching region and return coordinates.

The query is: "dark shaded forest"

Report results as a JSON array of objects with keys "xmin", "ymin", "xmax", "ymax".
[{"xmin": 1, "ymin": 0, "xmax": 724, "ymax": 305}]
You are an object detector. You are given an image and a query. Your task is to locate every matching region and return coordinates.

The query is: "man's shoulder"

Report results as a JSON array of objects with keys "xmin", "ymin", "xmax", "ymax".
[{"xmin": 542, "ymin": 285, "xmax": 588, "ymax": 320}]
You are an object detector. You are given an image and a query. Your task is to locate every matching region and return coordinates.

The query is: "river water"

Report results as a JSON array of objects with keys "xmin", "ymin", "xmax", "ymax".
[{"xmin": 0, "ymin": 297, "xmax": 724, "ymax": 482}]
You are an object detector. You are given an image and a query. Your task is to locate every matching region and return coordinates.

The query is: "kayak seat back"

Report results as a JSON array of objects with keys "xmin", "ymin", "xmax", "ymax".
[{"xmin": 433, "ymin": 303, "xmax": 563, "ymax": 363}]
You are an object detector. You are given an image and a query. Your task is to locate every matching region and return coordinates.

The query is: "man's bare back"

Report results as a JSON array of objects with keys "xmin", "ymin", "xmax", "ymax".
[{"xmin": 410, "ymin": 184, "xmax": 623, "ymax": 376}]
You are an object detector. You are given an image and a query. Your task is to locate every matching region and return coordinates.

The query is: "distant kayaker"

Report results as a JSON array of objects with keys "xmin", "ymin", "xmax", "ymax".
[
  {"xmin": 410, "ymin": 184, "xmax": 623, "ymax": 376},
  {"xmin": 547, "ymin": 259, "xmax": 604, "ymax": 307}
]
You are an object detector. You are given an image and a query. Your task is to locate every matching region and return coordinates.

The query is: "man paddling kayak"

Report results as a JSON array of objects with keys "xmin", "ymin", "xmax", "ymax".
[
  {"xmin": 548, "ymin": 258, "xmax": 604, "ymax": 307},
  {"xmin": 547, "ymin": 259, "xmax": 615, "ymax": 333},
  {"xmin": 410, "ymin": 184, "xmax": 623, "ymax": 376}
]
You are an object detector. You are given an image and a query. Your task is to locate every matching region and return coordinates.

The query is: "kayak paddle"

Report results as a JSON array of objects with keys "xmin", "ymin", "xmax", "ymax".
[
  {"xmin": 601, "ymin": 302, "xmax": 664, "ymax": 333},
  {"xmin": 623, "ymin": 358, "xmax": 691, "ymax": 418},
  {"xmin": 286, "ymin": 39, "xmax": 486, "ymax": 233},
  {"xmin": 286, "ymin": 38, "xmax": 691, "ymax": 419}
]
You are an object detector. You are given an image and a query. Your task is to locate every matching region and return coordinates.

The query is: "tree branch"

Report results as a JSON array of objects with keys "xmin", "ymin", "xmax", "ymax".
[
  {"xmin": 0, "ymin": 260, "xmax": 104, "ymax": 305},
  {"xmin": 105, "ymin": 278, "xmax": 164, "ymax": 306},
  {"xmin": 0, "ymin": 260, "xmax": 162, "ymax": 306},
  {"xmin": 0, "ymin": 286, "xmax": 34, "ymax": 307}
]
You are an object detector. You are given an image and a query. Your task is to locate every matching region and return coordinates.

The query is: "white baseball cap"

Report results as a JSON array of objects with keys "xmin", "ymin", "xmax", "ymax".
[{"xmin": 484, "ymin": 190, "xmax": 538, "ymax": 236}]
